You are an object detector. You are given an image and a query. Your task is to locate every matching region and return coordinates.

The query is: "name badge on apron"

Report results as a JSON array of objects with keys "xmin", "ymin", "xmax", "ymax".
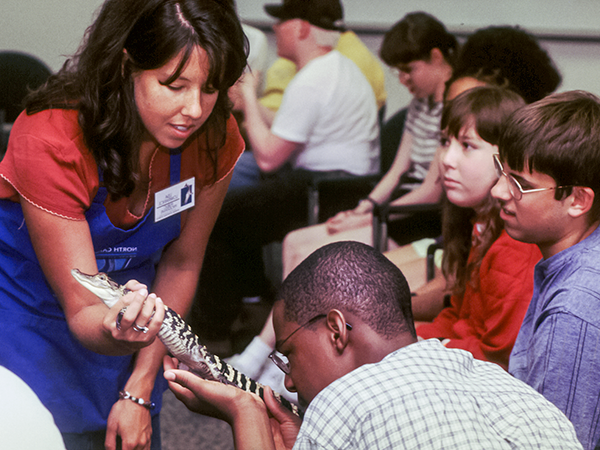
[{"xmin": 155, "ymin": 177, "xmax": 195, "ymax": 223}]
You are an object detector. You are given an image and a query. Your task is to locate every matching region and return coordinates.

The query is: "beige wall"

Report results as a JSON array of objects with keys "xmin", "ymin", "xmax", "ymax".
[{"xmin": 2, "ymin": 0, "xmax": 599, "ymax": 120}]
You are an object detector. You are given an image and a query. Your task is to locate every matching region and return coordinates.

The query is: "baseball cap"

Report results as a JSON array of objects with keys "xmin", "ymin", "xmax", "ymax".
[{"xmin": 264, "ymin": 0, "xmax": 345, "ymax": 31}]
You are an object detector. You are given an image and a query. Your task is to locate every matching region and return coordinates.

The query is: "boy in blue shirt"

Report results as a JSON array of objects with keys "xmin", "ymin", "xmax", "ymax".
[{"xmin": 492, "ymin": 90, "xmax": 600, "ymax": 450}]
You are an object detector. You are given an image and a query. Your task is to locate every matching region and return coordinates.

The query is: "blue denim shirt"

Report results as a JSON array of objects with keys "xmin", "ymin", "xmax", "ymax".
[{"xmin": 509, "ymin": 224, "xmax": 600, "ymax": 450}]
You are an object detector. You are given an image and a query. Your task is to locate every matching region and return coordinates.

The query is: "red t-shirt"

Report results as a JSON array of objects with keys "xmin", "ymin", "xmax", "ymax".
[{"xmin": 0, "ymin": 109, "xmax": 244, "ymax": 228}]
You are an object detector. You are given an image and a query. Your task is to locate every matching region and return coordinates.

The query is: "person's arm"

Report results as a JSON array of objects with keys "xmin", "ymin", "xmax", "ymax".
[
  {"xmin": 324, "ymin": 132, "xmax": 414, "ymax": 234},
  {"xmin": 20, "ymin": 199, "xmax": 164, "ymax": 355},
  {"xmin": 239, "ymin": 71, "xmax": 299, "ymax": 173},
  {"xmin": 389, "ymin": 147, "xmax": 444, "ymax": 208},
  {"xmin": 106, "ymin": 173, "xmax": 232, "ymax": 449},
  {"xmin": 411, "ymin": 274, "xmax": 449, "ymax": 322}
]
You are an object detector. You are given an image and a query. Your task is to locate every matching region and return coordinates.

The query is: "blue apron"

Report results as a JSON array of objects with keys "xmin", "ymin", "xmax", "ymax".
[{"xmin": 0, "ymin": 152, "xmax": 182, "ymax": 433}]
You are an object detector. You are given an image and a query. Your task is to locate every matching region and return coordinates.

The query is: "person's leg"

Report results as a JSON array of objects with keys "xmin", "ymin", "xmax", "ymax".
[
  {"xmin": 384, "ymin": 239, "xmax": 439, "ymax": 292},
  {"xmin": 282, "ymin": 222, "xmax": 376, "ymax": 279}
]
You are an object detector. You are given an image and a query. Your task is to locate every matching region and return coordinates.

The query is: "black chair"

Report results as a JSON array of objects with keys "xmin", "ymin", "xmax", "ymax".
[
  {"xmin": 372, "ymin": 202, "xmax": 443, "ymax": 282},
  {"xmin": 0, "ymin": 51, "xmax": 52, "ymax": 158},
  {"xmin": 307, "ymin": 107, "xmax": 408, "ymax": 225},
  {"xmin": 371, "ymin": 201, "xmax": 441, "ymax": 252}
]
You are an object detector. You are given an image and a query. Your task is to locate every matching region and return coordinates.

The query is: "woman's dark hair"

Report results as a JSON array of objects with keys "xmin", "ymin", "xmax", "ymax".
[
  {"xmin": 26, "ymin": 0, "xmax": 248, "ymax": 199},
  {"xmin": 380, "ymin": 12, "xmax": 458, "ymax": 68},
  {"xmin": 440, "ymin": 86, "xmax": 525, "ymax": 297},
  {"xmin": 451, "ymin": 26, "xmax": 561, "ymax": 104}
]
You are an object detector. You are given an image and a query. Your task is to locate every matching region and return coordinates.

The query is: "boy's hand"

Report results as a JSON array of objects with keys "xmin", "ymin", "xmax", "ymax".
[
  {"xmin": 263, "ymin": 385, "xmax": 302, "ymax": 450},
  {"xmin": 163, "ymin": 356, "xmax": 266, "ymax": 422}
]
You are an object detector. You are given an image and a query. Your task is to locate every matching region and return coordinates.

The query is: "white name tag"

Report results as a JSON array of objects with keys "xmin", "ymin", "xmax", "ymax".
[{"xmin": 154, "ymin": 177, "xmax": 195, "ymax": 223}]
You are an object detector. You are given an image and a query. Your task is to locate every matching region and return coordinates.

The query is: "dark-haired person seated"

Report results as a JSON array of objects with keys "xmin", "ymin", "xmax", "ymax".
[
  {"xmin": 492, "ymin": 91, "xmax": 600, "ymax": 450},
  {"xmin": 164, "ymin": 241, "xmax": 582, "ymax": 450}
]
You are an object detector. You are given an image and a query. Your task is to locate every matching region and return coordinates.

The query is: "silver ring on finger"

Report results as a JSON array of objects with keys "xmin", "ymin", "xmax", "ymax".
[
  {"xmin": 116, "ymin": 307, "xmax": 127, "ymax": 331},
  {"xmin": 132, "ymin": 323, "xmax": 149, "ymax": 334}
]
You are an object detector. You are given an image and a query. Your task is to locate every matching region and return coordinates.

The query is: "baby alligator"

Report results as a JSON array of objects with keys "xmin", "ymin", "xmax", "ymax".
[{"xmin": 71, "ymin": 269, "xmax": 301, "ymax": 418}]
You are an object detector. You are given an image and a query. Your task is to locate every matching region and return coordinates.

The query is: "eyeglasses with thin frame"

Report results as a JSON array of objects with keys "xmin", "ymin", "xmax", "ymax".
[
  {"xmin": 493, "ymin": 153, "xmax": 570, "ymax": 201},
  {"xmin": 269, "ymin": 314, "xmax": 352, "ymax": 374}
]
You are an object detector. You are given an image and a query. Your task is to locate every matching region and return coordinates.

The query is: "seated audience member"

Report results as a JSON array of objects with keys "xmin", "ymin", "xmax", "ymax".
[
  {"xmin": 414, "ymin": 87, "xmax": 541, "ymax": 369},
  {"xmin": 491, "ymin": 91, "xmax": 600, "ymax": 450},
  {"xmin": 287, "ymin": 11, "xmax": 456, "ymax": 251},
  {"xmin": 164, "ymin": 241, "xmax": 583, "ymax": 450},
  {"xmin": 282, "ymin": 23, "xmax": 560, "ymax": 283},
  {"xmin": 191, "ymin": 0, "xmax": 379, "ymax": 342},
  {"xmin": 386, "ymin": 23, "xmax": 562, "ymax": 316},
  {"xmin": 228, "ymin": 0, "xmax": 386, "ymax": 191}
]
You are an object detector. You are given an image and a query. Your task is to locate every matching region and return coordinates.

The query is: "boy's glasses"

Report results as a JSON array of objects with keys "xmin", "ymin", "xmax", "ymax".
[
  {"xmin": 269, "ymin": 314, "xmax": 352, "ymax": 374},
  {"xmin": 493, "ymin": 154, "xmax": 569, "ymax": 201}
]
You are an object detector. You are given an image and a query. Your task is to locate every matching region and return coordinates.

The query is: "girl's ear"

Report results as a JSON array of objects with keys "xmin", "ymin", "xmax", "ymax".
[{"xmin": 567, "ymin": 186, "xmax": 595, "ymax": 219}]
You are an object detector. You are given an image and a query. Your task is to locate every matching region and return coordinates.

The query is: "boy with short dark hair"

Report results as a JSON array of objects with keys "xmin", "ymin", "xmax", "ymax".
[
  {"xmin": 492, "ymin": 90, "xmax": 600, "ymax": 450},
  {"xmin": 164, "ymin": 241, "xmax": 583, "ymax": 450}
]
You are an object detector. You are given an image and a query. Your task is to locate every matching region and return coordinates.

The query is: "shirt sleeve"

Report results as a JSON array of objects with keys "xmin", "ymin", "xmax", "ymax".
[
  {"xmin": 271, "ymin": 81, "xmax": 322, "ymax": 144},
  {"xmin": 180, "ymin": 114, "xmax": 245, "ymax": 188},
  {"xmin": 0, "ymin": 110, "xmax": 98, "ymax": 220}
]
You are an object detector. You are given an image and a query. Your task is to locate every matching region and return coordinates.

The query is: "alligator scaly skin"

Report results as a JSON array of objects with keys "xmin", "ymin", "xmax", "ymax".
[{"xmin": 71, "ymin": 269, "xmax": 301, "ymax": 417}]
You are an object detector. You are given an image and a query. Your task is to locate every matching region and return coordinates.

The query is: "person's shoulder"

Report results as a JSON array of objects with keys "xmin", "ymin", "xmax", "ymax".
[
  {"xmin": 545, "ymin": 225, "xmax": 600, "ymax": 280},
  {"xmin": 11, "ymin": 109, "xmax": 82, "ymax": 145},
  {"xmin": 536, "ymin": 230, "xmax": 600, "ymax": 323}
]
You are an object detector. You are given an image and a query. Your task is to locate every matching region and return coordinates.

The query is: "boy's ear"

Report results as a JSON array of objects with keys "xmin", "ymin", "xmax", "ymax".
[
  {"xmin": 298, "ymin": 19, "xmax": 311, "ymax": 40},
  {"xmin": 326, "ymin": 309, "xmax": 350, "ymax": 353},
  {"xmin": 429, "ymin": 47, "xmax": 444, "ymax": 64},
  {"xmin": 567, "ymin": 186, "xmax": 595, "ymax": 219}
]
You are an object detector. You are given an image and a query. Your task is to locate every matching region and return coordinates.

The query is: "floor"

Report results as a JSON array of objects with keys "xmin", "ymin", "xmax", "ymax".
[{"xmin": 161, "ymin": 390, "xmax": 234, "ymax": 450}]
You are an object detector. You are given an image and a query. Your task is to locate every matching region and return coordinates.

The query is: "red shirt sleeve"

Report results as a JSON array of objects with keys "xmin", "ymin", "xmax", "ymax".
[
  {"xmin": 0, "ymin": 109, "xmax": 98, "ymax": 220},
  {"xmin": 0, "ymin": 111, "xmax": 244, "ymax": 225}
]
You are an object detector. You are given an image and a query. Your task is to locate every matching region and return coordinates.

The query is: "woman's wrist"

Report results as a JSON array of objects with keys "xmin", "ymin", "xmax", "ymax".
[{"xmin": 119, "ymin": 390, "xmax": 156, "ymax": 410}]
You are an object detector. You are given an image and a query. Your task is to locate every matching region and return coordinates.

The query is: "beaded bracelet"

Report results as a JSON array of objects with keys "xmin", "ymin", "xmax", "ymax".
[{"xmin": 118, "ymin": 390, "xmax": 156, "ymax": 410}]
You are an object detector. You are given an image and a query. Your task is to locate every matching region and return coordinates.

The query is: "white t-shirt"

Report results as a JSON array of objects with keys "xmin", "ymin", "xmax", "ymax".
[{"xmin": 271, "ymin": 50, "xmax": 379, "ymax": 176}]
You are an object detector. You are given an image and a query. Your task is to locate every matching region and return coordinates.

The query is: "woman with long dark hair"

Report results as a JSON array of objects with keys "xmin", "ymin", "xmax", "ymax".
[{"xmin": 0, "ymin": 0, "xmax": 247, "ymax": 448}]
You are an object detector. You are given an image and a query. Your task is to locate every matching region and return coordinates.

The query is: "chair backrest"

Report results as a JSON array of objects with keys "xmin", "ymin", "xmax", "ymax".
[
  {"xmin": 379, "ymin": 107, "xmax": 407, "ymax": 174},
  {"xmin": 0, "ymin": 51, "xmax": 52, "ymax": 123}
]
